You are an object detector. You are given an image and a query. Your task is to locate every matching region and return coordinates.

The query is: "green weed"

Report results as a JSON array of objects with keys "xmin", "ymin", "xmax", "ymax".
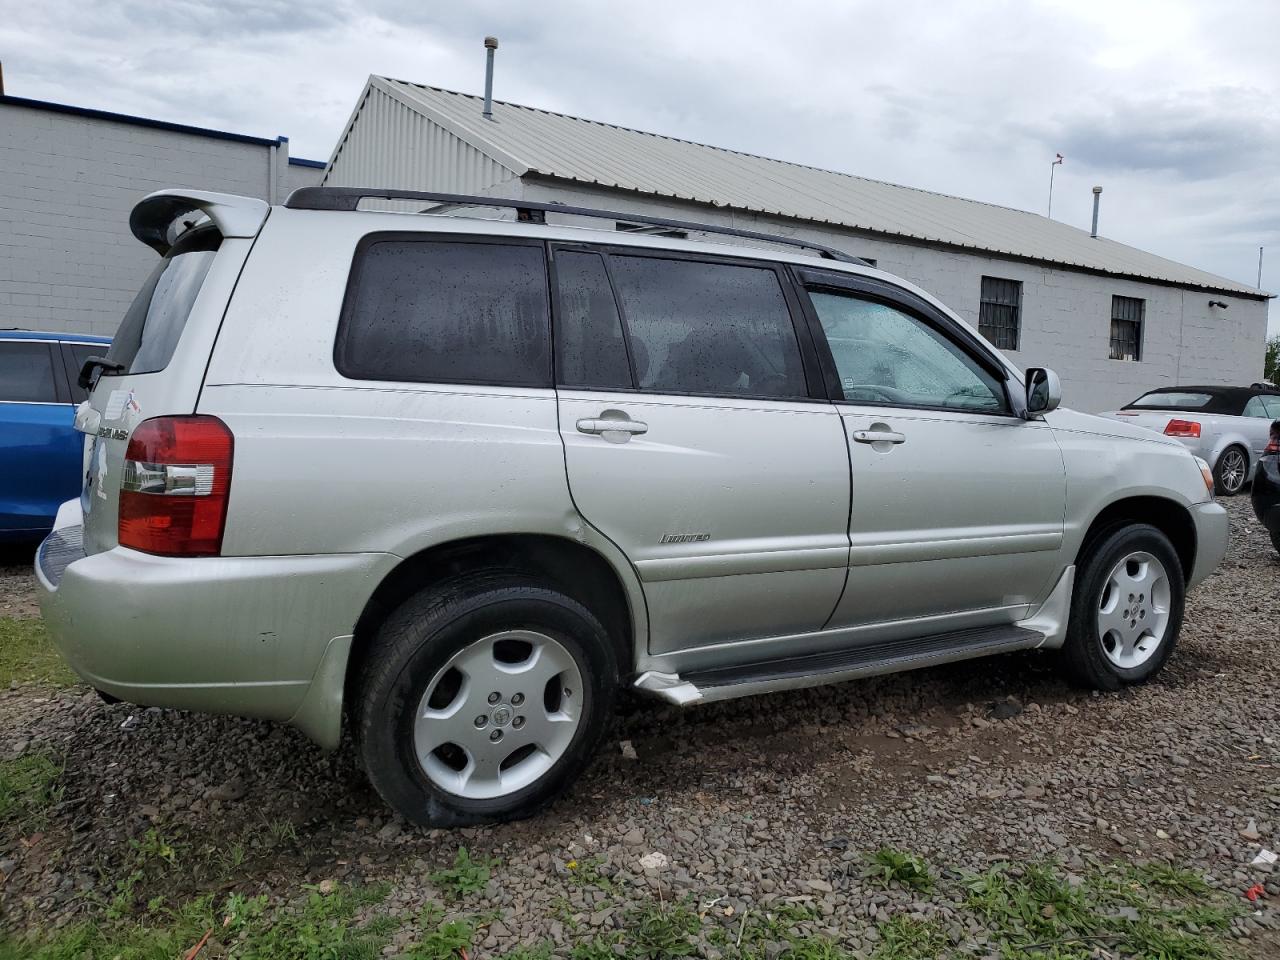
[
  {"xmin": 864, "ymin": 847, "xmax": 934, "ymax": 893},
  {"xmin": 430, "ymin": 846, "xmax": 496, "ymax": 900}
]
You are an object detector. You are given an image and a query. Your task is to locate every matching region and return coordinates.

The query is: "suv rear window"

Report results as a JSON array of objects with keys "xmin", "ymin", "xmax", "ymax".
[
  {"xmin": 336, "ymin": 237, "xmax": 551, "ymax": 387},
  {"xmin": 105, "ymin": 227, "xmax": 220, "ymax": 377},
  {"xmin": 1127, "ymin": 391, "xmax": 1213, "ymax": 409}
]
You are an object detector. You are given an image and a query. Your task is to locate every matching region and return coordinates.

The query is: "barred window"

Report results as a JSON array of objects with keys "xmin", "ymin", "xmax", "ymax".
[
  {"xmin": 1109, "ymin": 295, "xmax": 1144, "ymax": 361},
  {"xmin": 978, "ymin": 276, "xmax": 1021, "ymax": 351}
]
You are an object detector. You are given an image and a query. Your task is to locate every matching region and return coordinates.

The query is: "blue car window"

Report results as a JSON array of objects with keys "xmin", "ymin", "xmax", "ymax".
[{"xmin": 0, "ymin": 342, "xmax": 58, "ymax": 403}]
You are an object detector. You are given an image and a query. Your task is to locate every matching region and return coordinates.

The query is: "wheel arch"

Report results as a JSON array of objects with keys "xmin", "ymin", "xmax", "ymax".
[
  {"xmin": 1075, "ymin": 495, "xmax": 1197, "ymax": 584},
  {"xmin": 345, "ymin": 533, "xmax": 641, "ymax": 711}
]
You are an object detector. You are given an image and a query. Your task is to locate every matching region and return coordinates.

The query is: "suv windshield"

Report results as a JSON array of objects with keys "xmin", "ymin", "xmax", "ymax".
[{"xmin": 103, "ymin": 227, "xmax": 220, "ymax": 377}]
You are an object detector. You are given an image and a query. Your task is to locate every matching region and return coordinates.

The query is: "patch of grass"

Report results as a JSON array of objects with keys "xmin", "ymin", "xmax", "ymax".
[
  {"xmin": 429, "ymin": 846, "xmax": 496, "ymax": 900},
  {"xmin": 870, "ymin": 916, "xmax": 948, "ymax": 960},
  {"xmin": 0, "ymin": 617, "xmax": 76, "ymax": 688},
  {"xmin": 864, "ymin": 847, "xmax": 934, "ymax": 893},
  {"xmin": 627, "ymin": 900, "xmax": 702, "ymax": 960},
  {"xmin": 569, "ymin": 936, "xmax": 621, "ymax": 960},
  {"xmin": 785, "ymin": 934, "xmax": 854, "ymax": 960},
  {"xmin": 3, "ymin": 883, "xmax": 399, "ymax": 960},
  {"xmin": 961, "ymin": 860, "xmax": 1242, "ymax": 960},
  {"xmin": 499, "ymin": 942, "xmax": 554, "ymax": 960},
  {"xmin": 0, "ymin": 750, "xmax": 63, "ymax": 829}
]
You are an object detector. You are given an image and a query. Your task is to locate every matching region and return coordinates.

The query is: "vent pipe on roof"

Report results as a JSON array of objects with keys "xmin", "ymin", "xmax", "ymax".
[
  {"xmin": 482, "ymin": 37, "xmax": 499, "ymax": 120},
  {"xmin": 1090, "ymin": 186, "xmax": 1103, "ymax": 238}
]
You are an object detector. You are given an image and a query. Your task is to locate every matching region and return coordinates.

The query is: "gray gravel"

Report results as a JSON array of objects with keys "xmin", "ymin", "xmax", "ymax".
[{"xmin": 2, "ymin": 499, "xmax": 1279, "ymax": 954}]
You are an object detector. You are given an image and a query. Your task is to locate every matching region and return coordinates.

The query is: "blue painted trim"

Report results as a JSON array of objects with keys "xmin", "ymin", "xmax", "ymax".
[
  {"xmin": 2, "ymin": 94, "xmax": 288, "ymax": 149},
  {"xmin": 0, "ymin": 330, "xmax": 111, "ymax": 343},
  {"xmin": 289, "ymin": 158, "xmax": 327, "ymax": 169}
]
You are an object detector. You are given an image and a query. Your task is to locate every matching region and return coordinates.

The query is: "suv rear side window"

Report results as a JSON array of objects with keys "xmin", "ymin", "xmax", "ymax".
[
  {"xmin": 0, "ymin": 342, "xmax": 58, "ymax": 403},
  {"xmin": 337, "ymin": 238, "xmax": 551, "ymax": 387},
  {"xmin": 607, "ymin": 255, "xmax": 807, "ymax": 399},
  {"xmin": 553, "ymin": 250, "xmax": 633, "ymax": 390},
  {"xmin": 105, "ymin": 227, "xmax": 220, "ymax": 377}
]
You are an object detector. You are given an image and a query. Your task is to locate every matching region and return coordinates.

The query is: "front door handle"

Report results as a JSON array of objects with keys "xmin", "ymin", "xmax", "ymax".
[
  {"xmin": 576, "ymin": 417, "xmax": 648, "ymax": 437},
  {"xmin": 852, "ymin": 429, "xmax": 906, "ymax": 445}
]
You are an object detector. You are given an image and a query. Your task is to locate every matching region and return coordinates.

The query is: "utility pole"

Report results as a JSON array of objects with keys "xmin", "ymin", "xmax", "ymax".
[
  {"xmin": 1259, "ymin": 246, "xmax": 1265, "ymax": 288},
  {"xmin": 1047, "ymin": 153, "xmax": 1063, "ymax": 218}
]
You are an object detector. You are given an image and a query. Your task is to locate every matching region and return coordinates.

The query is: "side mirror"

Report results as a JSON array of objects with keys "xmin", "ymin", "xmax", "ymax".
[{"xmin": 1025, "ymin": 367, "xmax": 1062, "ymax": 416}]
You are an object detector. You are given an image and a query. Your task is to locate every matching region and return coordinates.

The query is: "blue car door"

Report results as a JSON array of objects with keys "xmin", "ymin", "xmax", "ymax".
[{"xmin": 0, "ymin": 340, "xmax": 79, "ymax": 539}]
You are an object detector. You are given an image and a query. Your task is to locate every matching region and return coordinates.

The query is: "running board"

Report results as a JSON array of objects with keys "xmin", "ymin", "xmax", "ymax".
[{"xmin": 633, "ymin": 625, "xmax": 1045, "ymax": 706}]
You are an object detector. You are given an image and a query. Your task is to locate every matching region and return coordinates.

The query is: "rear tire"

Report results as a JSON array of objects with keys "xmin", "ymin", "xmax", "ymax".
[
  {"xmin": 355, "ymin": 573, "xmax": 618, "ymax": 827},
  {"xmin": 1060, "ymin": 524, "xmax": 1184, "ymax": 691},
  {"xmin": 1213, "ymin": 446, "xmax": 1249, "ymax": 496},
  {"xmin": 1271, "ymin": 529, "xmax": 1280, "ymax": 558}
]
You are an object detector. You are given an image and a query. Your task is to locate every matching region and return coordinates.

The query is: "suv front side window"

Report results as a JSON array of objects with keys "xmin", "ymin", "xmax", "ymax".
[{"xmin": 808, "ymin": 291, "xmax": 1007, "ymax": 413}]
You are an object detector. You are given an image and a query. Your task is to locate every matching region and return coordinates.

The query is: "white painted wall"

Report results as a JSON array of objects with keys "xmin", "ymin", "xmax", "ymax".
[
  {"xmin": 0, "ymin": 101, "xmax": 323, "ymax": 337},
  {"xmin": 520, "ymin": 180, "xmax": 1270, "ymax": 413}
]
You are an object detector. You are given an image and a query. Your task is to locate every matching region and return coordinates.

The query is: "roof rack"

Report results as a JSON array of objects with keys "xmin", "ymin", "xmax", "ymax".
[{"xmin": 284, "ymin": 187, "xmax": 870, "ymax": 266}]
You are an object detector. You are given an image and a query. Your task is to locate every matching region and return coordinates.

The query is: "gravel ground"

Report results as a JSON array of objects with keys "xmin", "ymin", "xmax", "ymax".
[{"xmin": 2, "ymin": 499, "xmax": 1278, "ymax": 956}]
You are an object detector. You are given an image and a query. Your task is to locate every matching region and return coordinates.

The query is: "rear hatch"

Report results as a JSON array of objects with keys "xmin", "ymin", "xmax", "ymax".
[{"xmin": 77, "ymin": 191, "xmax": 267, "ymax": 556}]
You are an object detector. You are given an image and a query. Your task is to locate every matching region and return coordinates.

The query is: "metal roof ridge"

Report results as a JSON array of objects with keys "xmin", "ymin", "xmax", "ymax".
[{"xmin": 374, "ymin": 78, "xmax": 1055, "ymax": 221}]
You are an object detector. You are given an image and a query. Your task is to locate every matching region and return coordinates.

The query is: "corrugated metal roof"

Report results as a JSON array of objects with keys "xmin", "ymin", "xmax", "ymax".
[{"xmin": 367, "ymin": 77, "xmax": 1266, "ymax": 299}]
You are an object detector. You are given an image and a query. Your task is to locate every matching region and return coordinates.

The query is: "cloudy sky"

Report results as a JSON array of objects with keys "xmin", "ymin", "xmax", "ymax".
[{"xmin": 4, "ymin": 0, "xmax": 1277, "ymax": 329}]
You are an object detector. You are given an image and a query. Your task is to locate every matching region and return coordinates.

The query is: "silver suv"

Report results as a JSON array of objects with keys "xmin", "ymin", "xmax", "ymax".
[{"xmin": 37, "ymin": 187, "xmax": 1228, "ymax": 826}]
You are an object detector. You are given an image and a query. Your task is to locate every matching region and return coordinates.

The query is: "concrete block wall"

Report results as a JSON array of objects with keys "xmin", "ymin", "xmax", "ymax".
[
  {"xmin": 0, "ymin": 100, "xmax": 324, "ymax": 337},
  {"xmin": 521, "ymin": 181, "xmax": 1269, "ymax": 413}
]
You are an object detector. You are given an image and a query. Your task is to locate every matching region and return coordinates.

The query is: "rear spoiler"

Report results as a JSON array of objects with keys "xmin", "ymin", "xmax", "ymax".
[{"xmin": 130, "ymin": 190, "xmax": 269, "ymax": 255}]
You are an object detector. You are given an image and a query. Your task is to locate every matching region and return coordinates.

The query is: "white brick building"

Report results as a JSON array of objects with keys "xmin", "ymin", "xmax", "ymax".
[
  {"xmin": 0, "ymin": 94, "xmax": 324, "ymax": 338},
  {"xmin": 320, "ymin": 78, "xmax": 1272, "ymax": 413}
]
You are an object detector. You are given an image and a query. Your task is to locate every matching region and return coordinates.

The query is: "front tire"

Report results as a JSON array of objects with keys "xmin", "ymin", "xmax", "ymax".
[
  {"xmin": 1060, "ymin": 524, "xmax": 1184, "ymax": 691},
  {"xmin": 1213, "ymin": 446, "xmax": 1249, "ymax": 496},
  {"xmin": 354, "ymin": 573, "xmax": 618, "ymax": 827}
]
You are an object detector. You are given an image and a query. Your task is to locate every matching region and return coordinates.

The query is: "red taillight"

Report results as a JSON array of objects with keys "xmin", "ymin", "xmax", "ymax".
[
  {"xmin": 118, "ymin": 416, "xmax": 234, "ymax": 556},
  {"xmin": 1266, "ymin": 422, "xmax": 1280, "ymax": 455},
  {"xmin": 1164, "ymin": 419, "xmax": 1202, "ymax": 438}
]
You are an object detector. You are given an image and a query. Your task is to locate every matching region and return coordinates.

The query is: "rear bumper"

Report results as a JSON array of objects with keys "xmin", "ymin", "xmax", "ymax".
[
  {"xmin": 1187, "ymin": 500, "xmax": 1229, "ymax": 589},
  {"xmin": 35, "ymin": 501, "xmax": 396, "ymax": 748}
]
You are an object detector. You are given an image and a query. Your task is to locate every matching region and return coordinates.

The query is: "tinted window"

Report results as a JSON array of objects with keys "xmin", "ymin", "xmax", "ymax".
[
  {"xmin": 1129, "ymin": 391, "xmax": 1213, "ymax": 409},
  {"xmin": 337, "ymin": 239, "xmax": 551, "ymax": 387},
  {"xmin": 0, "ymin": 342, "xmax": 58, "ymax": 403},
  {"xmin": 64, "ymin": 343, "xmax": 106, "ymax": 403},
  {"xmin": 809, "ymin": 292, "xmax": 1007, "ymax": 412},
  {"xmin": 608, "ymin": 256, "xmax": 806, "ymax": 399},
  {"xmin": 554, "ymin": 251, "xmax": 632, "ymax": 390},
  {"xmin": 106, "ymin": 228, "xmax": 220, "ymax": 377}
]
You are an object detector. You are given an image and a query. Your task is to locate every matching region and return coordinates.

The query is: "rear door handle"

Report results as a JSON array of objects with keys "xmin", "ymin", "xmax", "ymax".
[
  {"xmin": 852, "ymin": 429, "xmax": 906, "ymax": 444},
  {"xmin": 576, "ymin": 418, "xmax": 648, "ymax": 436}
]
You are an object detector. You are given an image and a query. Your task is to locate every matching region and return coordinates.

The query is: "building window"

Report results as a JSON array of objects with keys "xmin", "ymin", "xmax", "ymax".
[
  {"xmin": 978, "ymin": 276, "xmax": 1021, "ymax": 351},
  {"xmin": 1109, "ymin": 295, "xmax": 1144, "ymax": 361}
]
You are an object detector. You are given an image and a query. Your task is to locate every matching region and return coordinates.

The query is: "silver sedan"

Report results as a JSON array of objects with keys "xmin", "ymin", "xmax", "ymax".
[{"xmin": 1101, "ymin": 384, "xmax": 1280, "ymax": 495}]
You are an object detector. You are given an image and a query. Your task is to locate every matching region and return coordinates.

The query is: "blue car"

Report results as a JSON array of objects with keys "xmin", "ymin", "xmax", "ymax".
[{"xmin": 1, "ymin": 330, "xmax": 111, "ymax": 542}]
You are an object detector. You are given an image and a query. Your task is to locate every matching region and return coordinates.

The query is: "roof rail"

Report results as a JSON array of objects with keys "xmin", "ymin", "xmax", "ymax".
[{"xmin": 283, "ymin": 187, "xmax": 870, "ymax": 266}]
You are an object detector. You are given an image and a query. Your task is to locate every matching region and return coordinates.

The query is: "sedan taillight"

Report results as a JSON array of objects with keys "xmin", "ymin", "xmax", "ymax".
[
  {"xmin": 119, "ymin": 416, "xmax": 234, "ymax": 556},
  {"xmin": 1164, "ymin": 419, "xmax": 1202, "ymax": 438},
  {"xmin": 1266, "ymin": 421, "xmax": 1280, "ymax": 456}
]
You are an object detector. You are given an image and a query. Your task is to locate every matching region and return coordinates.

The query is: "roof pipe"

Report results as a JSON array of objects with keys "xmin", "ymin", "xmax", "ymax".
[
  {"xmin": 482, "ymin": 37, "xmax": 498, "ymax": 120},
  {"xmin": 1090, "ymin": 185, "xmax": 1102, "ymax": 238}
]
